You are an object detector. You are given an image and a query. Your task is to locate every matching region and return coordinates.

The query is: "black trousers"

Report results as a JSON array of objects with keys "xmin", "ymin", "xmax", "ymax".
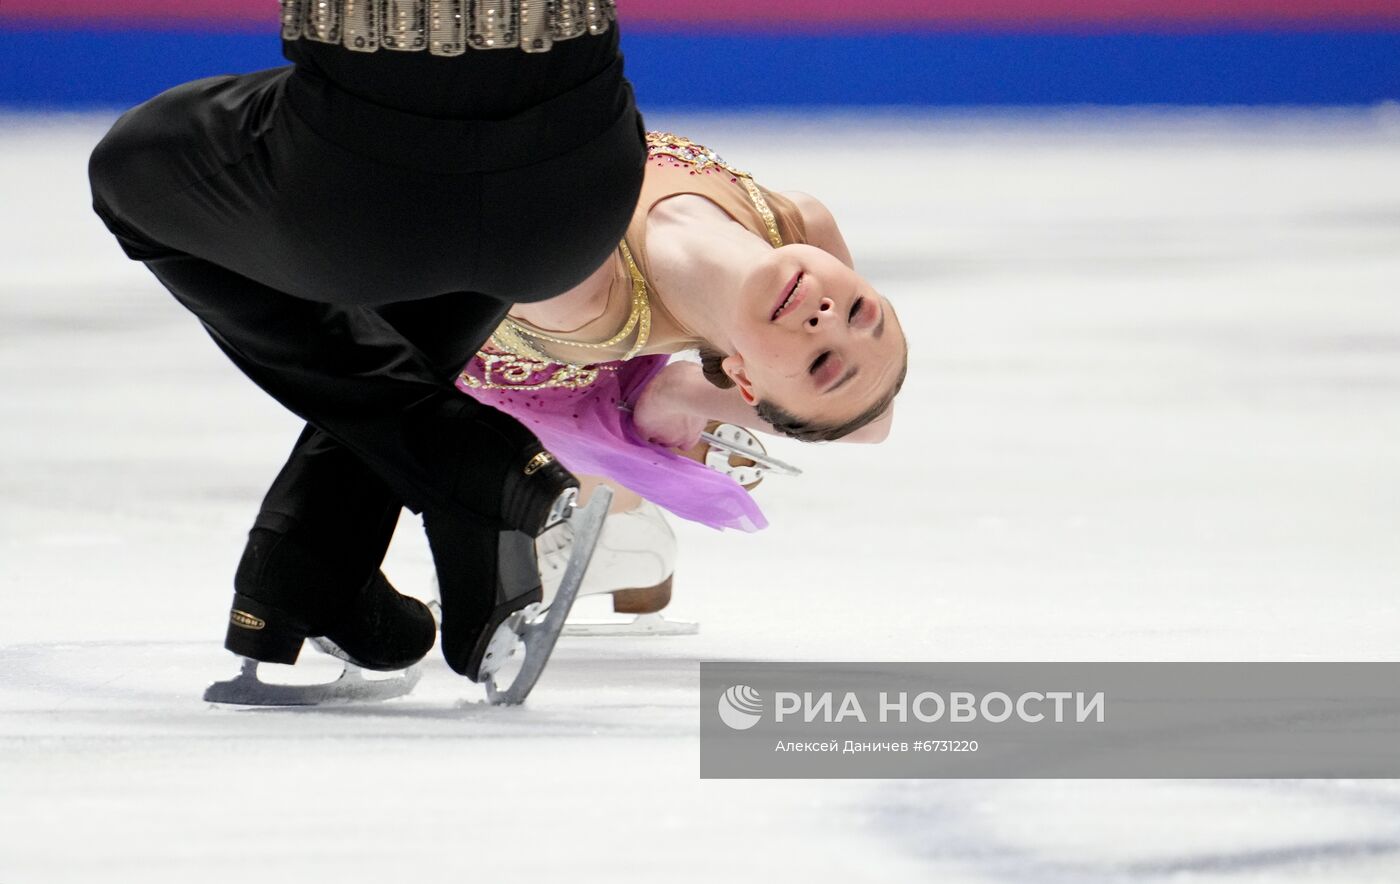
[
  {"xmin": 246, "ymin": 422, "xmax": 514, "ymax": 669},
  {"xmin": 88, "ymin": 32, "xmax": 647, "ymax": 666}
]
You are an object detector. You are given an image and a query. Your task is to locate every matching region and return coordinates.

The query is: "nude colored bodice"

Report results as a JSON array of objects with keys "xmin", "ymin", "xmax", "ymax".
[
  {"xmin": 469, "ymin": 132, "xmax": 808, "ymax": 390},
  {"xmin": 624, "ymin": 132, "xmax": 808, "ymax": 284}
]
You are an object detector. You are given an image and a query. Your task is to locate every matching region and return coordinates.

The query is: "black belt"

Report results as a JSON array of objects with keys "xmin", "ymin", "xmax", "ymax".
[{"xmin": 283, "ymin": 53, "xmax": 635, "ymax": 172}]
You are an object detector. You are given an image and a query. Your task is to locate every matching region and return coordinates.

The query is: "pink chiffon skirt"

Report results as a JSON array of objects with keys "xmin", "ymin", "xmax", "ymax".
[{"xmin": 455, "ymin": 353, "xmax": 766, "ymax": 532}]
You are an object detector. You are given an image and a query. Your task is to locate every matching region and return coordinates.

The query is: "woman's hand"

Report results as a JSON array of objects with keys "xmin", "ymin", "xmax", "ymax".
[{"xmin": 631, "ymin": 361, "xmax": 710, "ymax": 449}]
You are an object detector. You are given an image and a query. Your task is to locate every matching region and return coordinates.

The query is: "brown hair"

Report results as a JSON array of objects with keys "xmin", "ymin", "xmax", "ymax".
[
  {"xmin": 698, "ymin": 346, "xmax": 736, "ymax": 390},
  {"xmin": 698, "ymin": 346, "xmax": 908, "ymax": 443}
]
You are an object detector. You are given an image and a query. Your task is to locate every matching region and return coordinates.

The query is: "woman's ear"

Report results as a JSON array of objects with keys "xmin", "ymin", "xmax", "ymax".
[{"xmin": 720, "ymin": 353, "xmax": 758, "ymax": 405}]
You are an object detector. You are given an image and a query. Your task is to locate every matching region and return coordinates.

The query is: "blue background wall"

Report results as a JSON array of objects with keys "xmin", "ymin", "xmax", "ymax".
[{"xmin": 3, "ymin": 2, "xmax": 1398, "ymax": 108}]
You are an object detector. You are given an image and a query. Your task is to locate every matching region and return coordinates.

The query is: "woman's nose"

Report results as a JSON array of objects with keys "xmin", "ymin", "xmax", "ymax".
[{"xmin": 806, "ymin": 297, "xmax": 836, "ymax": 329}]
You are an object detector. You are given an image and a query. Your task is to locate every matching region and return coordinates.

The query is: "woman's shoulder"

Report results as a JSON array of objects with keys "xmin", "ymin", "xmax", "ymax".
[
  {"xmin": 639, "ymin": 132, "xmax": 852, "ymax": 264},
  {"xmin": 779, "ymin": 191, "xmax": 853, "ymax": 267}
]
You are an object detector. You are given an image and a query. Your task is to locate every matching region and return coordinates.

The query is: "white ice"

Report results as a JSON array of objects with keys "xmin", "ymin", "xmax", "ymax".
[{"xmin": 2, "ymin": 107, "xmax": 1400, "ymax": 883}]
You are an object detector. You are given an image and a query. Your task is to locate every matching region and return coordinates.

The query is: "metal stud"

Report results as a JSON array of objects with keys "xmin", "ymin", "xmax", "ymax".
[
  {"xmin": 429, "ymin": 0, "xmax": 469, "ymax": 56},
  {"xmin": 469, "ymin": 0, "xmax": 518, "ymax": 49},
  {"xmin": 285, "ymin": 1, "xmax": 607, "ymax": 52},
  {"xmin": 584, "ymin": 0, "xmax": 611, "ymax": 35},
  {"xmin": 305, "ymin": 0, "xmax": 343, "ymax": 43},
  {"xmin": 552, "ymin": 0, "xmax": 587, "ymax": 40},
  {"xmin": 384, "ymin": 0, "xmax": 428, "ymax": 51},
  {"xmin": 342, "ymin": 0, "xmax": 381, "ymax": 52},
  {"xmin": 518, "ymin": 0, "xmax": 552, "ymax": 53},
  {"xmin": 280, "ymin": 0, "xmax": 306, "ymax": 40}
]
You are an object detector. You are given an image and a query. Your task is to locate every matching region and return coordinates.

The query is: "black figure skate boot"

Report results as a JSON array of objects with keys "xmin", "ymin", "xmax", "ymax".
[
  {"xmin": 415, "ymin": 402, "xmax": 612, "ymax": 704},
  {"xmin": 224, "ymin": 527, "xmax": 437, "ymax": 670},
  {"xmin": 205, "ymin": 526, "xmax": 437, "ymax": 706}
]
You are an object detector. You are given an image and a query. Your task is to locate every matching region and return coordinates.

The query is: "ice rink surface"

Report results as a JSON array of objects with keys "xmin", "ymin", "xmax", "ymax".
[{"xmin": 2, "ymin": 106, "xmax": 1399, "ymax": 882}]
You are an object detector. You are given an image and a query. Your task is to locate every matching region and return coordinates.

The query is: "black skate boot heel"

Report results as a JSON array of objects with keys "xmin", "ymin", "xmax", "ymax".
[
  {"xmin": 224, "ymin": 573, "xmax": 438, "ymax": 673},
  {"xmin": 208, "ymin": 572, "xmax": 434, "ymax": 706},
  {"xmin": 229, "ymin": 528, "xmax": 437, "ymax": 671},
  {"xmin": 222, "ymin": 593, "xmax": 308, "ymax": 665}
]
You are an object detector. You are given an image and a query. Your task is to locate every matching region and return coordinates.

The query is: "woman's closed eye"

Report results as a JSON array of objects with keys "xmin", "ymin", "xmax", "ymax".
[{"xmin": 809, "ymin": 350, "xmax": 845, "ymax": 389}]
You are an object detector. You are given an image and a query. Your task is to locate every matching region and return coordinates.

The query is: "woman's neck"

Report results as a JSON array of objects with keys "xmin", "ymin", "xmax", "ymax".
[{"xmin": 640, "ymin": 197, "xmax": 768, "ymax": 356}]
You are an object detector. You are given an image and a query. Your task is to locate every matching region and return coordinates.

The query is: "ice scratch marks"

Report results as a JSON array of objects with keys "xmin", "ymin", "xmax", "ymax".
[{"xmin": 866, "ymin": 779, "xmax": 1400, "ymax": 883}]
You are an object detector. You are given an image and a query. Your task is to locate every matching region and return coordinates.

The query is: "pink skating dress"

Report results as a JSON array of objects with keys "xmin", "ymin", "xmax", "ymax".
[{"xmin": 455, "ymin": 132, "xmax": 809, "ymax": 532}]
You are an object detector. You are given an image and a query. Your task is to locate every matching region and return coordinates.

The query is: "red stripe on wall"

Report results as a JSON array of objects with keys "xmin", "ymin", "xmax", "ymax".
[
  {"xmin": 3, "ymin": 0, "xmax": 1398, "ymax": 30},
  {"xmin": 621, "ymin": 0, "xmax": 1400, "ymax": 28},
  {"xmin": 1, "ymin": 1, "xmax": 271, "ymax": 29}
]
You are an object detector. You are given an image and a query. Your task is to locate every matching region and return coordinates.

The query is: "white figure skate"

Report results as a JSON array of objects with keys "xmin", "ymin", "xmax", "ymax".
[
  {"xmin": 539, "ymin": 500, "xmax": 696, "ymax": 637},
  {"xmin": 700, "ymin": 423, "xmax": 802, "ymax": 486}
]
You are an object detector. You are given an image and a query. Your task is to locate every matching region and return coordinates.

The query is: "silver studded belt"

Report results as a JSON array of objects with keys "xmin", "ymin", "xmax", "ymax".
[{"xmin": 281, "ymin": 0, "xmax": 616, "ymax": 55}]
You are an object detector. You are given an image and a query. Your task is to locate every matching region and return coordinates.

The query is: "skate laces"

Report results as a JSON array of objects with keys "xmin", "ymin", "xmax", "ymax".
[{"xmin": 535, "ymin": 521, "xmax": 576, "ymax": 572}]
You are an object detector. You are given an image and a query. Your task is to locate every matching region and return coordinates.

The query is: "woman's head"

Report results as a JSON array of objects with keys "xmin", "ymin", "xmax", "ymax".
[{"xmin": 701, "ymin": 243, "xmax": 908, "ymax": 442}]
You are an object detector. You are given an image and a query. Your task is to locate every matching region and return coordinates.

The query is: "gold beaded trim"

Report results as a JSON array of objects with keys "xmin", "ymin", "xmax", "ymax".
[
  {"xmin": 740, "ymin": 178, "xmax": 784, "ymax": 249},
  {"xmin": 466, "ymin": 236, "xmax": 648, "ymax": 391},
  {"xmin": 494, "ymin": 239, "xmax": 650, "ymax": 368},
  {"xmin": 457, "ymin": 349, "xmax": 617, "ymax": 392},
  {"xmin": 645, "ymin": 132, "xmax": 750, "ymax": 178},
  {"xmin": 646, "ymin": 132, "xmax": 783, "ymax": 248},
  {"xmin": 282, "ymin": 0, "xmax": 614, "ymax": 55},
  {"xmin": 617, "ymin": 240, "xmax": 652, "ymax": 360}
]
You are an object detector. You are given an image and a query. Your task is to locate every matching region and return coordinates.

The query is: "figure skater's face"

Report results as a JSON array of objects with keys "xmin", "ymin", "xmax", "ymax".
[{"xmin": 721, "ymin": 244, "xmax": 907, "ymax": 433}]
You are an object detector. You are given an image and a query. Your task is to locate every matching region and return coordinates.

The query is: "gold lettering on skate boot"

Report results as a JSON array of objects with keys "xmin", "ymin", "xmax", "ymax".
[
  {"xmin": 230, "ymin": 610, "xmax": 266, "ymax": 631},
  {"xmin": 523, "ymin": 451, "xmax": 555, "ymax": 476},
  {"xmin": 284, "ymin": 1, "xmax": 608, "ymax": 53}
]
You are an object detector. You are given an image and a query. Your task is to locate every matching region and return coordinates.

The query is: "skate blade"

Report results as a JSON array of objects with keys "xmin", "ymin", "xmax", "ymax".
[
  {"xmin": 203, "ymin": 656, "xmax": 422, "ymax": 707},
  {"xmin": 700, "ymin": 427, "xmax": 802, "ymax": 477},
  {"xmin": 483, "ymin": 486, "xmax": 614, "ymax": 705},
  {"xmin": 543, "ymin": 486, "xmax": 579, "ymax": 531},
  {"xmin": 563, "ymin": 613, "xmax": 699, "ymax": 637}
]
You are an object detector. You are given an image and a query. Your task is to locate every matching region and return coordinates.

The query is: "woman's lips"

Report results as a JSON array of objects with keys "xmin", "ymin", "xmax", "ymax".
[{"xmin": 771, "ymin": 272, "xmax": 804, "ymax": 322}]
